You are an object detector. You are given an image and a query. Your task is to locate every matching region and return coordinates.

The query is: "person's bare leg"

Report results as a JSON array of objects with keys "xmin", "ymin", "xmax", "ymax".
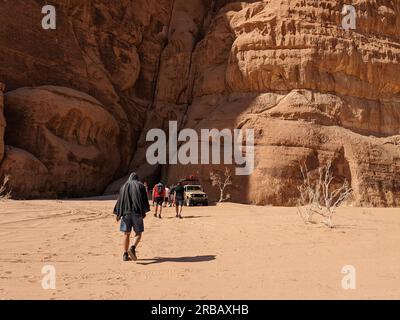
[
  {"xmin": 132, "ymin": 232, "xmax": 142, "ymax": 248},
  {"xmin": 154, "ymin": 204, "xmax": 158, "ymax": 217},
  {"xmin": 123, "ymin": 232, "xmax": 131, "ymax": 252},
  {"xmin": 175, "ymin": 204, "xmax": 179, "ymax": 217},
  {"xmin": 128, "ymin": 232, "xmax": 141, "ymax": 261},
  {"xmin": 179, "ymin": 205, "xmax": 183, "ymax": 218},
  {"xmin": 158, "ymin": 205, "xmax": 163, "ymax": 218}
]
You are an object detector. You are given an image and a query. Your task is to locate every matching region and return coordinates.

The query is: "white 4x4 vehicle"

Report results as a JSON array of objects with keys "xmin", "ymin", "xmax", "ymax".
[{"xmin": 184, "ymin": 185, "xmax": 208, "ymax": 206}]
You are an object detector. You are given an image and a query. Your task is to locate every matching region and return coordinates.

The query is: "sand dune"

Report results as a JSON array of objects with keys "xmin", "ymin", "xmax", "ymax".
[{"xmin": 0, "ymin": 199, "xmax": 399, "ymax": 299}]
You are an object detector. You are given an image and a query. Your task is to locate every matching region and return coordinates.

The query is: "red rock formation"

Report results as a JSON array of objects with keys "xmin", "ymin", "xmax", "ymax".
[
  {"xmin": 0, "ymin": 83, "xmax": 5, "ymax": 164},
  {"xmin": 3, "ymin": 86, "xmax": 120, "ymax": 198},
  {"xmin": 0, "ymin": 0, "xmax": 175, "ymax": 196},
  {"xmin": 0, "ymin": 146, "xmax": 49, "ymax": 199},
  {"xmin": 1, "ymin": 0, "xmax": 399, "ymax": 206},
  {"xmin": 0, "ymin": 0, "xmax": 175, "ymax": 169},
  {"xmin": 146, "ymin": 0, "xmax": 400, "ymax": 206}
]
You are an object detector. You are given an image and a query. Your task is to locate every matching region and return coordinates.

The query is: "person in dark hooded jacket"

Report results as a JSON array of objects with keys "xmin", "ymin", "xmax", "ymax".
[{"xmin": 114, "ymin": 172, "xmax": 150, "ymax": 261}]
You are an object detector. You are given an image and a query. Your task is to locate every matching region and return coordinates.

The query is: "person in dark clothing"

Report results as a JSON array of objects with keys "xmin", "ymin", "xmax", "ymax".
[
  {"xmin": 174, "ymin": 181, "xmax": 185, "ymax": 219},
  {"xmin": 114, "ymin": 172, "xmax": 150, "ymax": 261},
  {"xmin": 143, "ymin": 181, "xmax": 149, "ymax": 197},
  {"xmin": 169, "ymin": 185, "xmax": 175, "ymax": 207}
]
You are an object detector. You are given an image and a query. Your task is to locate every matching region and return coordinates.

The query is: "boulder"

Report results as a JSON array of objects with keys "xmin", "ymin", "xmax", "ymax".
[
  {"xmin": 3, "ymin": 86, "xmax": 120, "ymax": 197},
  {"xmin": 0, "ymin": 146, "xmax": 48, "ymax": 199}
]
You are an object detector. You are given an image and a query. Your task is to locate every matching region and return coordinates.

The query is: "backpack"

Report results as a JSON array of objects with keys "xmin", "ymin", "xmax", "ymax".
[{"xmin": 157, "ymin": 183, "xmax": 164, "ymax": 195}]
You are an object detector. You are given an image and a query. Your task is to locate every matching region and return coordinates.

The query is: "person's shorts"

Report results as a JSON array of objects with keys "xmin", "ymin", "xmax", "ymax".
[
  {"xmin": 175, "ymin": 198, "xmax": 184, "ymax": 206},
  {"xmin": 120, "ymin": 214, "xmax": 144, "ymax": 233},
  {"xmin": 155, "ymin": 197, "xmax": 164, "ymax": 206}
]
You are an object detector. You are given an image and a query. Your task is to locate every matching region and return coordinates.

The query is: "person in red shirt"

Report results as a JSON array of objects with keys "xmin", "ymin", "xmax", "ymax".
[{"xmin": 152, "ymin": 182, "xmax": 165, "ymax": 219}]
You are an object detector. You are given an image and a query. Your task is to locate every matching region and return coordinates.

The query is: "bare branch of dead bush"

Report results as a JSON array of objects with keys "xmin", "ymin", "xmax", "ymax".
[
  {"xmin": 0, "ymin": 175, "xmax": 12, "ymax": 201},
  {"xmin": 210, "ymin": 168, "xmax": 233, "ymax": 202},
  {"xmin": 297, "ymin": 161, "xmax": 352, "ymax": 228}
]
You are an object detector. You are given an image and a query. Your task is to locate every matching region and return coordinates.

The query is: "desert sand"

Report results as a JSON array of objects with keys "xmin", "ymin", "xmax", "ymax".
[{"xmin": 0, "ymin": 199, "xmax": 399, "ymax": 300}]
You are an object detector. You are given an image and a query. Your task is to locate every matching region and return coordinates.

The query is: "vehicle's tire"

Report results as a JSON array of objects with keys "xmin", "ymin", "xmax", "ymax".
[{"xmin": 204, "ymin": 201, "xmax": 209, "ymax": 206}]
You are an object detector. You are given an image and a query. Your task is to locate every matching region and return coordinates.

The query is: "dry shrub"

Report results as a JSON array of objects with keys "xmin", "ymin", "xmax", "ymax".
[
  {"xmin": 210, "ymin": 168, "xmax": 233, "ymax": 202},
  {"xmin": 297, "ymin": 161, "xmax": 352, "ymax": 228},
  {"xmin": 0, "ymin": 175, "xmax": 12, "ymax": 201}
]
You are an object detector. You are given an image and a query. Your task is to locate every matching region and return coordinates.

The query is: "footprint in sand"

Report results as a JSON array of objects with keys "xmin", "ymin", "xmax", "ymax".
[{"xmin": 60, "ymin": 233, "xmax": 69, "ymax": 240}]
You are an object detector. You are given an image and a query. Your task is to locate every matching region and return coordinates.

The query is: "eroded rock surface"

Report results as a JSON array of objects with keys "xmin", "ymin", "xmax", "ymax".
[
  {"xmin": 1, "ymin": 0, "xmax": 399, "ymax": 205},
  {"xmin": 0, "ymin": 0, "xmax": 175, "ymax": 196},
  {"xmin": 0, "ymin": 83, "xmax": 5, "ymax": 164},
  {"xmin": 161, "ymin": 0, "xmax": 400, "ymax": 206},
  {"xmin": 2, "ymin": 86, "xmax": 120, "ymax": 198},
  {"xmin": 0, "ymin": 146, "xmax": 49, "ymax": 199}
]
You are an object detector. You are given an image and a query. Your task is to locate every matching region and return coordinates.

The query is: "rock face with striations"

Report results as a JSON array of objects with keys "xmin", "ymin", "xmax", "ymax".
[
  {"xmin": 0, "ymin": 83, "xmax": 5, "ymax": 164},
  {"xmin": 148, "ymin": 0, "xmax": 400, "ymax": 206},
  {"xmin": 0, "ymin": 0, "xmax": 399, "ymax": 205},
  {"xmin": 0, "ymin": 0, "xmax": 175, "ymax": 197},
  {"xmin": 2, "ymin": 86, "xmax": 120, "ymax": 198}
]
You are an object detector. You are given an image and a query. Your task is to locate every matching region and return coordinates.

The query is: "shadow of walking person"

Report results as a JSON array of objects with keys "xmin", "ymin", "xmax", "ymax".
[{"xmin": 136, "ymin": 255, "xmax": 216, "ymax": 265}]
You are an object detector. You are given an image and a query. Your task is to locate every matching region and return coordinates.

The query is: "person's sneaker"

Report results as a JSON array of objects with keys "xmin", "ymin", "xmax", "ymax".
[
  {"xmin": 179, "ymin": 215, "xmax": 183, "ymax": 219},
  {"xmin": 123, "ymin": 252, "xmax": 130, "ymax": 261},
  {"xmin": 128, "ymin": 246, "xmax": 137, "ymax": 261}
]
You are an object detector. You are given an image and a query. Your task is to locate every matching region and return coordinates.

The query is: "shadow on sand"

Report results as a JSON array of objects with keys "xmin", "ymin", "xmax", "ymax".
[
  {"xmin": 136, "ymin": 255, "xmax": 216, "ymax": 265},
  {"xmin": 163, "ymin": 215, "xmax": 211, "ymax": 219},
  {"xmin": 332, "ymin": 224, "xmax": 378, "ymax": 231},
  {"xmin": 183, "ymin": 215, "xmax": 212, "ymax": 219}
]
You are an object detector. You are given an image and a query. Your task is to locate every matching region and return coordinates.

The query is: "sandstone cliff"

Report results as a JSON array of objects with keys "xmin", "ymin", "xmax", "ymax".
[
  {"xmin": 0, "ymin": 0, "xmax": 174, "ymax": 197},
  {"xmin": 143, "ymin": 0, "xmax": 400, "ymax": 206},
  {"xmin": 0, "ymin": 0, "xmax": 399, "ymax": 205},
  {"xmin": 0, "ymin": 83, "xmax": 5, "ymax": 164}
]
